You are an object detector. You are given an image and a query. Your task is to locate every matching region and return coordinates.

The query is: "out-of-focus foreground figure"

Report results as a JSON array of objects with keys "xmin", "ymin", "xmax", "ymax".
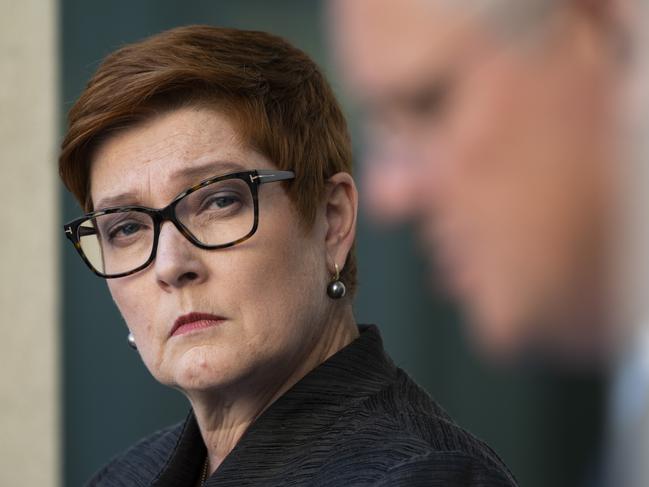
[
  {"xmin": 328, "ymin": 0, "xmax": 648, "ymax": 485},
  {"xmin": 330, "ymin": 0, "xmax": 631, "ymax": 362}
]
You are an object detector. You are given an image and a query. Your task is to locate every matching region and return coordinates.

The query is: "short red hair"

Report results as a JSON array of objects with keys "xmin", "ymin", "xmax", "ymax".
[{"xmin": 59, "ymin": 25, "xmax": 357, "ymax": 294}]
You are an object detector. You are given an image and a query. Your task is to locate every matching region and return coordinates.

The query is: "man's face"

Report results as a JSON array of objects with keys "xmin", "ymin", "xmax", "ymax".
[{"xmin": 330, "ymin": 0, "xmax": 620, "ymax": 359}]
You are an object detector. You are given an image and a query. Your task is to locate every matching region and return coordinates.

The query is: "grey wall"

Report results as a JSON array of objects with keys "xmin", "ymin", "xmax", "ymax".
[
  {"xmin": 1, "ymin": 0, "xmax": 59, "ymax": 485},
  {"xmin": 60, "ymin": 2, "xmax": 605, "ymax": 486}
]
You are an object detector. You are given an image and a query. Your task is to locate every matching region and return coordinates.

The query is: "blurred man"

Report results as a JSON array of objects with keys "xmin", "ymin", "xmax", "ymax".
[
  {"xmin": 329, "ymin": 0, "xmax": 635, "ymax": 364},
  {"xmin": 328, "ymin": 0, "xmax": 647, "ymax": 485}
]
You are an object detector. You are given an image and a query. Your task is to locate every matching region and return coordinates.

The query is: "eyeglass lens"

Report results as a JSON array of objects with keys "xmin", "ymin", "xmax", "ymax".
[{"xmin": 77, "ymin": 177, "xmax": 255, "ymax": 276}]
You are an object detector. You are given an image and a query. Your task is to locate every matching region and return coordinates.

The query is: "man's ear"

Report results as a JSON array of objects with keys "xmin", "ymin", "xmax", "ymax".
[
  {"xmin": 569, "ymin": 0, "xmax": 635, "ymax": 64},
  {"xmin": 323, "ymin": 172, "xmax": 358, "ymax": 272}
]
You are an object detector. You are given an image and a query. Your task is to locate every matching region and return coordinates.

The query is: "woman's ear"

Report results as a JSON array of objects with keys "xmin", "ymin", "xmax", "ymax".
[{"xmin": 323, "ymin": 172, "xmax": 358, "ymax": 272}]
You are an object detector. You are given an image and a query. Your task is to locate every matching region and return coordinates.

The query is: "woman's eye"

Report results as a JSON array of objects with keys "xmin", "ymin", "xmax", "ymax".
[
  {"xmin": 201, "ymin": 193, "xmax": 242, "ymax": 212},
  {"xmin": 208, "ymin": 195, "xmax": 238, "ymax": 208},
  {"xmin": 108, "ymin": 222, "xmax": 143, "ymax": 240}
]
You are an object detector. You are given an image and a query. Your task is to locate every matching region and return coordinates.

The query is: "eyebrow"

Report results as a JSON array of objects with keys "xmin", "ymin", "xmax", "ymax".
[{"xmin": 93, "ymin": 160, "xmax": 247, "ymax": 210}]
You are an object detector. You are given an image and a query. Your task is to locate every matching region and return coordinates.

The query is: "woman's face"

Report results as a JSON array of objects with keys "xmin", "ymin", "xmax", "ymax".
[{"xmin": 90, "ymin": 106, "xmax": 332, "ymax": 395}]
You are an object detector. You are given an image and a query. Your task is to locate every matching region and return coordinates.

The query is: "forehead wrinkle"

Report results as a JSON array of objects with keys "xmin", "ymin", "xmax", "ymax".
[
  {"xmin": 92, "ymin": 140, "xmax": 179, "ymax": 209},
  {"xmin": 91, "ymin": 107, "xmax": 252, "ymax": 209}
]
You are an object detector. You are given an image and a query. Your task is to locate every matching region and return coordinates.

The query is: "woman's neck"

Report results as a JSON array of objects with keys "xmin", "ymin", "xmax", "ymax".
[{"xmin": 187, "ymin": 304, "xmax": 359, "ymax": 476}]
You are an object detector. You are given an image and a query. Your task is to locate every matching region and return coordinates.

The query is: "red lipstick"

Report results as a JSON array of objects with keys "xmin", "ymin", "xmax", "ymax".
[{"xmin": 170, "ymin": 312, "xmax": 224, "ymax": 337}]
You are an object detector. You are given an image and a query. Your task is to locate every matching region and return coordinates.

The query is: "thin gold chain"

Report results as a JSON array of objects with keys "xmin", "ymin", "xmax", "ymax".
[{"xmin": 200, "ymin": 456, "xmax": 209, "ymax": 485}]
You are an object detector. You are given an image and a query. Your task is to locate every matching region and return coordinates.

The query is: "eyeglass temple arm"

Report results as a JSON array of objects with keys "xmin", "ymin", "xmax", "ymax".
[
  {"xmin": 253, "ymin": 170, "xmax": 295, "ymax": 184},
  {"xmin": 77, "ymin": 226, "xmax": 98, "ymax": 237}
]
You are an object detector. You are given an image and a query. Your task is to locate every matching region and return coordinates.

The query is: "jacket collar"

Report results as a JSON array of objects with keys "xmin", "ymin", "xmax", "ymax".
[{"xmin": 152, "ymin": 325, "xmax": 394, "ymax": 486}]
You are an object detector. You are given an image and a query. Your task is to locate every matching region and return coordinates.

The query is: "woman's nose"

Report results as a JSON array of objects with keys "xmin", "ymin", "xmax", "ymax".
[{"xmin": 153, "ymin": 222, "xmax": 208, "ymax": 289}]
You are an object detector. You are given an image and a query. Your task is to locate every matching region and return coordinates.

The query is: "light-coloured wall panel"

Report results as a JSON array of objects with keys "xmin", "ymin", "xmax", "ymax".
[{"xmin": 0, "ymin": 0, "xmax": 59, "ymax": 485}]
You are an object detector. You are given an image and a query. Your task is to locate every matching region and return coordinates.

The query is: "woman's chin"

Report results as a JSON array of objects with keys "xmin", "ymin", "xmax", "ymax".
[{"xmin": 155, "ymin": 345, "xmax": 235, "ymax": 393}]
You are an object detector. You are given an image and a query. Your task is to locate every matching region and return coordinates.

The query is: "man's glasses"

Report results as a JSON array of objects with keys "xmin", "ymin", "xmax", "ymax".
[{"xmin": 63, "ymin": 169, "xmax": 295, "ymax": 278}]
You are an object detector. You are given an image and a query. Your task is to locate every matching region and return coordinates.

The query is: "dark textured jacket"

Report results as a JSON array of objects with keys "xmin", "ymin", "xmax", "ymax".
[{"xmin": 87, "ymin": 325, "xmax": 517, "ymax": 486}]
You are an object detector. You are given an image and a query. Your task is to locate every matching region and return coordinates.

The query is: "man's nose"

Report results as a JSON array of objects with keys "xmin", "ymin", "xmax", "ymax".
[{"xmin": 361, "ymin": 135, "xmax": 429, "ymax": 223}]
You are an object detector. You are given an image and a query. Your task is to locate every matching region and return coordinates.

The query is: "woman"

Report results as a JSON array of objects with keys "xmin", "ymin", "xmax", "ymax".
[{"xmin": 60, "ymin": 25, "xmax": 516, "ymax": 486}]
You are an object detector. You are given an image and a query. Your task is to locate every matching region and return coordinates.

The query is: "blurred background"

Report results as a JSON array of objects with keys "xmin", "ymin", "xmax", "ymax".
[{"xmin": 2, "ymin": 1, "xmax": 618, "ymax": 486}]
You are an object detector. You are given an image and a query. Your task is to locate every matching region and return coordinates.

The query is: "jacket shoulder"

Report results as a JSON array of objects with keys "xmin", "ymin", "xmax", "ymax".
[
  {"xmin": 372, "ymin": 450, "xmax": 518, "ymax": 487},
  {"xmin": 315, "ymin": 368, "xmax": 517, "ymax": 486},
  {"xmin": 388, "ymin": 369, "xmax": 513, "ymax": 469},
  {"xmin": 85, "ymin": 421, "xmax": 185, "ymax": 487}
]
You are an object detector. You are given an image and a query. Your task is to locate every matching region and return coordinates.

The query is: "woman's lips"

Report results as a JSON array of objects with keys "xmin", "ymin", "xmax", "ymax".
[{"xmin": 170, "ymin": 312, "xmax": 225, "ymax": 337}]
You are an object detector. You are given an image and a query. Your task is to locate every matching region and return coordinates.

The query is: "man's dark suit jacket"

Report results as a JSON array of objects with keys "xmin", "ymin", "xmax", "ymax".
[{"xmin": 87, "ymin": 325, "xmax": 517, "ymax": 486}]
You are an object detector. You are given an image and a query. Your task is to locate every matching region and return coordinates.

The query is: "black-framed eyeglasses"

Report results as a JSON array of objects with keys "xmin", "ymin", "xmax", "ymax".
[{"xmin": 63, "ymin": 169, "xmax": 295, "ymax": 279}]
